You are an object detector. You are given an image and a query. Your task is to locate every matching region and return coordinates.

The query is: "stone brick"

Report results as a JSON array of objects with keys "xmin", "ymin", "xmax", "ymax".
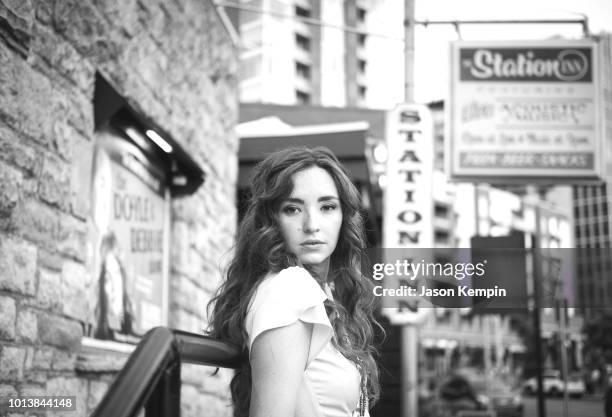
[
  {"xmin": 0, "ymin": 125, "xmax": 41, "ymax": 176},
  {"xmin": 0, "ymin": 383, "xmax": 18, "ymax": 397},
  {"xmin": 0, "ymin": 42, "xmax": 55, "ymax": 146},
  {"xmin": 171, "ymin": 276, "xmax": 207, "ymax": 317},
  {"xmin": 46, "ymin": 376, "xmax": 87, "ymax": 416},
  {"xmin": 57, "ymin": 215, "xmax": 88, "ymax": 263},
  {"xmin": 37, "ymin": 268, "xmax": 62, "ymax": 311},
  {"xmin": 0, "ymin": 163, "xmax": 22, "ymax": 219},
  {"xmin": 181, "ymin": 386, "xmax": 232, "ymax": 417},
  {"xmin": 55, "ymin": 87, "xmax": 94, "ymax": 137},
  {"xmin": 12, "ymin": 198, "xmax": 61, "ymax": 249},
  {"xmin": 181, "ymin": 364, "xmax": 232, "ymax": 397},
  {"xmin": 30, "ymin": 24, "xmax": 94, "ymax": 95},
  {"xmin": 92, "ymin": 0, "xmax": 140, "ymax": 37},
  {"xmin": 60, "ymin": 260, "xmax": 89, "ymax": 320},
  {"xmin": 32, "ymin": 348, "xmax": 52, "ymax": 370},
  {"xmin": 0, "ymin": 296, "xmax": 16, "ymax": 340},
  {"xmin": 69, "ymin": 137, "xmax": 93, "ymax": 220},
  {"xmin": 200, "ymin": 367, "xmax": 233, "ymax": 397},
  {"xmin": 16, "ymin": 308, "xmax": 37, "ymax": 343},
  {"xmin": 87, "ymin": 380, "xmax": 108, "ymax": 413},
  {"xmin": 0, "ymin": 235, "xmax": 37, "ymax": 296},
  {"xmin": 0, "ymin": 0, "xmax": 34, "ymax": 57},
  {"xmin": 51, "ymin": 350, "xmax": 76, "ymax": 371},
  {"xmin": 75, "ymin": 351, "xmax": 128, "ymax": 373},
  {"xmin": 20, "ymin": 383, "xmax": 46, "ymax": 397},
  {"xmin": 38, "ymin": 314, "xmax": 82, "ymax": 350},
  {"xmin": 0, "ymin": 346, "xmax": 26, "ymax": 381},
  {"xmin": 38, "ymin": 153, "xmax": 71, "ymax": 210},
  {"xmin": 169, "ymin": 309, "xmax": 202, "ymax": 333},
  {"xmin": 38, "ymin": 248, "xmax": 64, "ymax": 272},
  {"xmin": 51, "ymin": 0, "xmax": 122, "ymax": 62}
]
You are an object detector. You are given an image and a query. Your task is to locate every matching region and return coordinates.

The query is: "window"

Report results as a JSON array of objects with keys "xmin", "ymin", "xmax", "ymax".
[
  {"xmin": 295, "ymin": 61, "xmax": 311, "ymax": 79},
  {"xmin": 295, "ymin": 33, "xmax": 311, "ymax": 51},
  {"xmin": 434, "ymin": 203, "xmax": 449, "ymax": 218},
  {"xmin": 296, "ymin": 90, "xmax": 310, "ymax": 104},
  {"xmin": 434, "ymin": 230, "xmax": 449, "ymax": 244},
  {"xmin": 356, "ymin": 7, "xmax": 366, "ymax": 22},
  {"xmin": 357, "ymin": 32, "xmax": 367, "ymax": 47},
  {"xmin": 295, "ymin": 5, "xmax": 311, "ymax": 18},
  {"xmin": 357, "ymin": 59, "xmax": 367, "ymax": 73},
  {"xmin": 358, "ymin": 85, "xmax": 366, "ymax": 100}
]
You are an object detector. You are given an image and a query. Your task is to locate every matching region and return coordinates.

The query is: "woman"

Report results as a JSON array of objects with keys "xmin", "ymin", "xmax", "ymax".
[{"xmin": 208, "ymin": 147, "xmax": 381, "ymax": 417}]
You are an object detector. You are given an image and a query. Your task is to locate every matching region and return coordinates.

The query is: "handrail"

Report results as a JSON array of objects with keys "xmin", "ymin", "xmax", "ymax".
[{"xmin": 90, "ymin": 327, "xmax": 241, "ymax": 417}]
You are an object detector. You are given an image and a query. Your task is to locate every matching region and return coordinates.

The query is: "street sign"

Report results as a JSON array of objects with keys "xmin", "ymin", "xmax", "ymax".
[
  {"xmin": 382, "ymin": 103, "xmax": 434, "ymax": 324},
  {"xmin": 448, "ymin": 39, "xmax": 603, "ymax": 183}
]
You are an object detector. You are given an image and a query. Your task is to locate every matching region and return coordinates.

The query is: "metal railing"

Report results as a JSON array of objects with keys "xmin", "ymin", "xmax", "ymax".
[{"xmin": 90, "ymin": 327, "xmax": 241, "ymax": 417}]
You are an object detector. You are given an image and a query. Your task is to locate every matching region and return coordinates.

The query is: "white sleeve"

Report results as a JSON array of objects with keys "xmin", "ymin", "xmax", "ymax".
[{"xmin": 245, "ymin": 266, "xmax": 333, "ymax": 367}]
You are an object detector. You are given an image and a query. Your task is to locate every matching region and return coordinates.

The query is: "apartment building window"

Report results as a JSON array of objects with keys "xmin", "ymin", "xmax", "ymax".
[
  {"xmin": 358, "ymin": 58, "xmax": 367, "ymax": 73},
  {"xmin": 358, "ymin": 85, "xmax": 367, "ymax": 100},
  {"xmin": 295, "ymin": 33, "xmax": 311, "ymax": 51},
  {"xmin": 357, "ymin": 32, "xmax": 367, "ymax": 47},
  {"xmin": 356, "ymin": 7, "xmax": 366, "ymax": 22},
  {"xmin": 295, "ymin": 61, "xmax": 311, "ymax": 79},
  {"xmin": 434, "ymin": 230, "xmax": 449, "ymax": 244},
  {"xmin": 296, "ymin": 89, "xmax": 311, "ymax": 104},
  {"xmin": 295, "ymin": 5, "xmax": 311, "ymax": 18},
  {"xmin": 434, "ymin": 203, "xmax": 449, "ymax": 218}
]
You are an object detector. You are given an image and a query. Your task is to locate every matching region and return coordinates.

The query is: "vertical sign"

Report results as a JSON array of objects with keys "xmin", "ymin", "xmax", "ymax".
[
  {"xmin": 448, "ymin": 39, "xmax": 602, "ymax": 183},
  {"xmin": 90, "ymin": 129, "xmax": 168, "ymax": 343},
  {"xmin": 383, "ymin": 103, "xmax": 434, "ymax": 324}
]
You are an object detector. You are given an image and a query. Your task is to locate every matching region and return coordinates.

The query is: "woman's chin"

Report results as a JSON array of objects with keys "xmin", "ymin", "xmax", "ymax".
[{"xmin": 299, "ymin": 255, "xmax": 329, "ymax": 270}]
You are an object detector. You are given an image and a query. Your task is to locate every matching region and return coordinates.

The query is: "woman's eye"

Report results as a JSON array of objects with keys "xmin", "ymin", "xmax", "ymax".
[
  {"xmin": 281, "ymin": 206, "xmax": 300, "ymax": 215},
  {"xmin": 321, "ymin": 204, "xmax": 338, "ymax": 212}
]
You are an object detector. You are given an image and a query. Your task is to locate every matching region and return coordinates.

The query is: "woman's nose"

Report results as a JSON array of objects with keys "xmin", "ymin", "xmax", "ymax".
[{"xmin": 302, "ymin": 210, "xmax": 320, "ymax": 233}]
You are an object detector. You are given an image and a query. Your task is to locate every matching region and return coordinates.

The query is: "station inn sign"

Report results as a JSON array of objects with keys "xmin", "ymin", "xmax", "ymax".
[{"xmin": 448, "ymin": 39, "xmax": 603, "ymax": 183}]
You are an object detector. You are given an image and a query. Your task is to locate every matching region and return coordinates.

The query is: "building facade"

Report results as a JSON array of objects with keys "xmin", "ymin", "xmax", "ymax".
[
  {"xmin": 0, "ymin": 1, "xmax": 238, "ymax": 416},
  {"xmin": 235, "ymin": 0, "xmax": 404, "ymax": 108}
]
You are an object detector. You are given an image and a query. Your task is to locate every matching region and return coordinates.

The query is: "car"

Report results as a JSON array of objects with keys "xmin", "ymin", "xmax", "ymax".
[
  {"xmin": 522, "ymin": 370, "xmax": 586, "ymax": 398},
  {"xmin": 425, "ymin": 369, "xmax": 524, "ymax": 417},
  {"xmin": 470, "ymin": 376, "xmax": 524, "ymax": 417}
]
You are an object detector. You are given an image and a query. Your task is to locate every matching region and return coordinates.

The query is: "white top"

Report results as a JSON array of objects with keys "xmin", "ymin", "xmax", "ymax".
[{"xmin": 245, "ymin": 266, "xmax": 361, "ymax": 417}]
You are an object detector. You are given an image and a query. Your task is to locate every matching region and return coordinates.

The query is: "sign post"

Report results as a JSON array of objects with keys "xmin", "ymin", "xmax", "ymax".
[{"xmin": 383, "ymin": 103, "xmax": 434, "ymax": 417}]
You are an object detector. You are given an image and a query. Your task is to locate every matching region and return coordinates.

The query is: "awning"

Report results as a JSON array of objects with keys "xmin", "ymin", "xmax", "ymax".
[{"xmin": 238, "ymin": 118, "xmax": 371, "ymax": 187}]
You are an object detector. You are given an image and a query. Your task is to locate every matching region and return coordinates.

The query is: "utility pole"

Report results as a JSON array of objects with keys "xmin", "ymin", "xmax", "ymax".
[
  {"xmin": 404, "ymin": 0, "xmax": 415, "ymax": 102},
  {"xmin": 401, "ymin": 2, "xmax": 417, "ymax": 417}
]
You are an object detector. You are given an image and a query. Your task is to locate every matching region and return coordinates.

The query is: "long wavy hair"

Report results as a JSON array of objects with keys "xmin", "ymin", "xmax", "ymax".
[{"xmin": 207, "ymin": 146, "xmax": 382, "ymax": 417}]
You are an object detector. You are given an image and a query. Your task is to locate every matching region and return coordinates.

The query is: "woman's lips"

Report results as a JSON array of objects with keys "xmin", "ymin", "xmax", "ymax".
[{"xmin": 301, "ymin": 240, "xmax": 324, "ymax": 247}]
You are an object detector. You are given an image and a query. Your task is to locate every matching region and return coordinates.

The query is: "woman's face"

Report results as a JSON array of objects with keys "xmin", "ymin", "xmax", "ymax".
[{"xmin": 277, "ymin": 166, "xmax": 343, "ymax": 276}]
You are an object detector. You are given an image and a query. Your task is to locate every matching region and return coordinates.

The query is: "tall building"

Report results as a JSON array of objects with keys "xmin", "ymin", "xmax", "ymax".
[
  {"xmin": 572, "ymin": 33, "xmax": 612, "ymax": 321},
  {"xmin": 235, "ymin": 0, "xmax": 405, "ymax": 108},
  {"xmin": 573, "ymin": 184, "xmax": 612, "ymax": 320}
]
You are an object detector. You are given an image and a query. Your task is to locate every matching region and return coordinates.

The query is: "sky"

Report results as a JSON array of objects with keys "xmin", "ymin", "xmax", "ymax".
[{"xmin": 413, "ymin": 0, "xmax": 612, "ymax": 102}]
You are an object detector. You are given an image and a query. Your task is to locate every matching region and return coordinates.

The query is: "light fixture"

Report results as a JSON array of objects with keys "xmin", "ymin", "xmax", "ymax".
[
  {"xmin": 146, "ymin": 129, "xmax": 173, "ymax": 153},
  {"xmin": 372, "ymin": 142, "xmax": 388, "ymax": 164},
  {"xmin": 124, "ymin": 127, "xmax": 148, "ymax": 150}
]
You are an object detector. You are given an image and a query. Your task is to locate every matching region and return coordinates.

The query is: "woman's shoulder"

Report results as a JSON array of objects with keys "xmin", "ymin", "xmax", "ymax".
[
  {"xmin": 258, "ymin": 266, "xmax": 323, "ymax": 293},
  {"xmin": 245, "ymin": 266, "xmax": 333, "ymax": 356}
]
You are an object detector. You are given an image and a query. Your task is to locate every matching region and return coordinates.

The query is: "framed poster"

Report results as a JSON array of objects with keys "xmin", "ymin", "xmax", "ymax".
[{"xmin": 89, "ymin": 127, "xmax": 169, "ymax": 343}]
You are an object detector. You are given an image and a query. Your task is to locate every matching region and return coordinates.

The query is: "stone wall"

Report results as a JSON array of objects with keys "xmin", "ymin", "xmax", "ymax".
[{"xmin": 0, "ymin": 0, "xmax": 238, "ymax": 416}]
